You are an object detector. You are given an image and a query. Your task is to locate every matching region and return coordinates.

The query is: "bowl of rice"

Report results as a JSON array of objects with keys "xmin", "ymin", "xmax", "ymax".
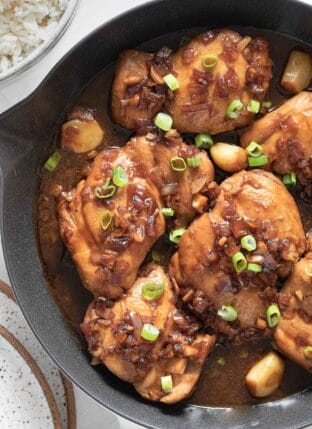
[{"xmin": 0, "ymin": 0, "xmax": 79, "ymax": 83}]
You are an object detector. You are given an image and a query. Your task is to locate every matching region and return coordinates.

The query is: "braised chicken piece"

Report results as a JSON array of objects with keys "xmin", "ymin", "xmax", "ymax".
[
  {"xmin": 274, "ymin": 253, "xmax": 312, "ymax": 371},
  {"xmin": 240, "ymin": 92, "xmax": 312, "ymax": 194},
  {"xmin": 111, "ymin": 49, "xmax": 171, "ymax": 130},
  {"xmin": 58, "ymin": 139, "xmax": 165, "ymax": 298},
  {"xmin": 170, "ymin": 170, "xmax": 306, "ymax": 341},
  {"xmin": 58, "ymin": 132, "xmax": 214, "ymax": 298},
  {"xmin": 81, "ymin": 264, "xmax": 215, "ymax": 403},
  {"xmin": 168, "ymin": 29, "xmax": 272, "ymax": 134}
]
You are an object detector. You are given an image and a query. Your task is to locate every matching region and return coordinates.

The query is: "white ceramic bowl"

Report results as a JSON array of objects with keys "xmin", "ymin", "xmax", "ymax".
[{"xmin": 0, "ymin": 0, "xmax": 79, "ymax": 84}]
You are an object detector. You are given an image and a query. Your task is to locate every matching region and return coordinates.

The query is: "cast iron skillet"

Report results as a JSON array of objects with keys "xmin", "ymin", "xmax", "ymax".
[{"xmin": 0, "ymin": 1, "xmax": 312, "ymax": 428}]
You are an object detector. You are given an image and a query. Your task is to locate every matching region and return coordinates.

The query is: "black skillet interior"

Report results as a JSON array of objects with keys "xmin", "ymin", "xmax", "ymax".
[{"xmin": 0, "ymin": 1, "xmax": 312, "ymax": 428}]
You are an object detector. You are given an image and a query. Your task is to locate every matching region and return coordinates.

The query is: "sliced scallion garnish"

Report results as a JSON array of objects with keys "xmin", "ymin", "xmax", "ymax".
[
  {"xmin": 154, "ymin": 112, "xmax": 173, "ymax": 131},
  {"xmin": 94, "ymin": 177, "xmax": 116, "ymax": 199},
  {"xmin": 266, "ymin": 304, "xmax": 281, "ymax": 328},
  {"xmin": 44, "ymin": 151, "xmax": 61, "ymax": 172},
  {"xmin": 162, "ymin": 208, "xmax": 175, "ymax": 217},
  {"xmin": 169, "ymin": 228, "xmax": 186, "ymax": 244},
  {"xmin": 247, "ymin": 99, "xmax": 260, "ymax": 114},
  {"xmin": 112, "ymin": 166, "xmax": 128, "ymax": 187},
  {"xmin": 202, "ymin": 54, "xmax": 219, "ymax": 69},
  {"xmin": 241, "ymin": 235, "xmax": 257, "ymax": 252},
  {"xmin": 140, "ymin": 323, "xmax": 160, "ymax": 342},
  {"xmin": 186, "ymin": 156, "xmax": 201, "ymax": 168},
  {"xmin": 248, "ymin": 155, "xmax": 269, "ymax": 167},
  {"xmin": 217, "ymin": 305, "xmax": 238, "ymax": 322},
  {"xmin": 195, "ymin": 133, "xmax": 213, "ymax": 149},
  {"xmin": 247, "ymin": 263, "xmax": 262, "ymax": 273},
  {"xmin": 246, "ymin": 141, "xmax": 263, "ymax": 157},
  {"xmin": 232, "ymin": 251, "xmax": 247, "ymax": 273},
  {"xmin": 261, "ymin": 101, "xmax": 272, "ymax": 109},
  {"xmin": 170, "ymin": 156, "xmax": 187, "ymax": 172},
  {"xmin": 282, "ymin": 172, "xmax": 297, "ymax": 186},
  {"xmin": 226, "ymin": 99, "xmax": 244, "ymax": 119},
  {"xmin": 142, "ymin": 283, "xmax": 165, "ymax": 299},
  {"xmin": 163, "ymin": 73, "xmax": 180, "ymax": 91},
  {"xmin": 161, "ymin": 375, "xmax": 173, "ymax": 392}
]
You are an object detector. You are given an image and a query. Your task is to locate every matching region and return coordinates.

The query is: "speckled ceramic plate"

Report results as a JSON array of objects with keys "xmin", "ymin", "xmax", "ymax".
[{"xmin": 0, "ymin": 280, "xmax": 76, "ymax": 429}]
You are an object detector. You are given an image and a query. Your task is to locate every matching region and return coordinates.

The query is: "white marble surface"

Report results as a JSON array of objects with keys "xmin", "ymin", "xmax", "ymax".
[{"xmin": 1, "ymin": 0, "xmax": 312, "ymax": 428}]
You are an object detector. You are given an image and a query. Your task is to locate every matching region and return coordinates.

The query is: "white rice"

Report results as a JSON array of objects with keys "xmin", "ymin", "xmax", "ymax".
[{"xmin": 0, "ymin": 0, "xmax": 69, "ymax": 74}]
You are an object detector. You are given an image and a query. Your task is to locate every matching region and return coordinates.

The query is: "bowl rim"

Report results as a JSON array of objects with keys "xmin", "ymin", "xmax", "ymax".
[{"xmin": 0, "ymin": 0, "xmax": 79, "ymax": 85}]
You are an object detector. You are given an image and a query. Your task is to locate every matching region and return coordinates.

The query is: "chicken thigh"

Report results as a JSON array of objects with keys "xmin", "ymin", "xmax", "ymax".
[
  {"xmin": 240, "ymin": 91, "xmax": 312, "ymax": 194},
  {"xmin": 169, "ymin": 29, "xmax": 272, "ymax": 134},
  {"xmin": 111, "ymin": 49, "xmax": 170, "ymax": 130},
  {"xmin": 170, "ymin": 170, "xmax": 306, "ymax": 341},
  {"xmin": 81, "ymin": 264, "xmax": 215, "ymax": 403},
  {"xmin": 58, "ymin": 132, "xmax": 214, "ymax": 298},
  {"xmin": 274, "ymin": 253, "xmax": 312, "ymax": 371}
]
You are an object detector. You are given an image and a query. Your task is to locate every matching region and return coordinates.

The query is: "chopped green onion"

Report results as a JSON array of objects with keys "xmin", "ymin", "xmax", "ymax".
[
  {"xmin": 247, "ymin": 263, "xmax": 263, "ymax": 273},
  {"xmin": 112, "ymin": 166, "xmax": 128, "ymax": 187},
  {"xmin": 217, "ymin": 305, "xmax": 238, "ymax": 322},
  {"xmin": 100, "ymin": 210, "xmax": 113, "ymax": 230},
  {"xmin": 44, "ymin": 151, "xmax": 61, "ymax": 172},
  {"xmin": 142, "ymin": 283, "xmax": 165, "ymax": 299},
  {"xmin": 241, "ymin": 235, "xmax": 257, "ymax": 251},
  {"xmin": 232, "ymin": 252, "xmax": 247, "ymax": 273},
  {"xmin": 247, "ymin": 99, "xmax": 261, "ymax": 114},
  {"xmin": 162, "ymin": 208, "xmax": 175, "ymax": 217},
  {"xmin": 195, "ymin": 133, "xmax": 213, "ymax": 149},
  {"xmin": 186, "ymin": 156, "xmax": 201, "ymax": 168},
  {"xmin": 261, "ymin": 101, "xmax": 272, "ymax": 109},
  {"xmin": 202, "ymin": 54, "xmax": 219, "ymax": 69},
  {"xmin": 163, "ymin": 73, "xmax": 180, "ymax": 91},
  {"xmin": 246, "ymin": 141, "xmax": 263, "ymax": 157},
  {"xmin": 303, "ymin": 346, "xmax": 312, "ymax": 360},
  {"xmin": 95, "ymin": 178, "xmax": 116, "ymax": 199},
  {"xmin": 283, "ymin": 172, "xmax": 297, "ymax": 186},
  {"xmin": 170, "ymin": 156, "xmax": 187, "ymax": 172},
  {"xmin": 217, "ymin": 356, "xmax": 226, "ymax": 366},
  {"xmin": 226, "ymin": 99, "xmax": 244, "ymax": 119},
  {"xmin": 169, "ymin": 228, "xmax": 186, "ymax": 244},
  {"xmin": 154, "ymin": 112, "xmax": 173, "ymax": 131},
  {"xmin": 151, "ymin": 250, "xmax": 161, "ymax": 262},
  {"xmin": 140, "ymin": 323, "xmax": 160, "ymax": 342},
  {"xmin": 248, "ymin": 155, "xmax": 269, "ymax": 167},
  {"xmin": 266, "ymin": 304, "xmax": 281, "ymax": 328},
  {"xmin": 161, "ymin": 375, "xmax": 173, "ymax": 392}
]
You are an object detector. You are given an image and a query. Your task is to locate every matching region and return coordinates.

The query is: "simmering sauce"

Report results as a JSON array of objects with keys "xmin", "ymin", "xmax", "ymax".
[{"xmin": 37, "ymin": 27, "xmax": 312, "ymax": 406}]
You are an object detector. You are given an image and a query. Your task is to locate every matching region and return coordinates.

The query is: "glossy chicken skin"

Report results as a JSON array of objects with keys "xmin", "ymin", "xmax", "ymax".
[
  {"xmin": 58, "ymin": 132, "xmax": 214, "ymax": 298},
  {"xmin": 58, "ymin": 140, "xmax": 165, "ymax": 298},
  {"xmin": 274, "ymin": 253, "xmax": 312, "ymax": 371},
  {"xmin": 241, "ymin": 92, "xmax": 312, "ymax": 193},
  {"xmin": 111, "ymin": 49, "xmax": 169, "ymax": 130},
  {"xmin": 170, "ymin": 170, "xmax": 306, "ymax": 341},
  {"xmin": 168, "ymin": 29, "xmax": 272, "ymax": 134},
  {"xmin": 81, "ymin": 264, "xmax": 215, "ymax": 403}
]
